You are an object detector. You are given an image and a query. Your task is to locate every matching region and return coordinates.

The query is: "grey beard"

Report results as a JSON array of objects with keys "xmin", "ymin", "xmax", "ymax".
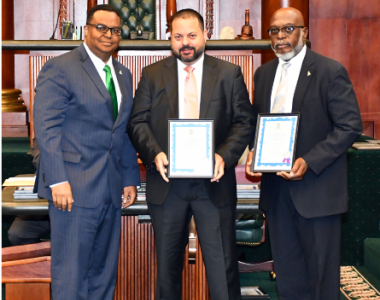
[{"xmin": 272, "ymin": 34, "xmax": 304, "ymax": 61}]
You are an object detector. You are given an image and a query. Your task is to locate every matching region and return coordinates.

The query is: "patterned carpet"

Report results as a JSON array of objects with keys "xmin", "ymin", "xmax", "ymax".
[{"xmin": 240, "ymin": 266, "xmax": 380, "ymax": 300}]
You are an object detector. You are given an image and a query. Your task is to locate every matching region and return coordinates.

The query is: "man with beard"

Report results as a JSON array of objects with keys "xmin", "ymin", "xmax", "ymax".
[
  {"xmin": 128, "ymin": 9, "xmax": 254, "ymax": 300},
  {"xmin": 245, "ymin": 7, "xmax": 362, "ymax": 300}
]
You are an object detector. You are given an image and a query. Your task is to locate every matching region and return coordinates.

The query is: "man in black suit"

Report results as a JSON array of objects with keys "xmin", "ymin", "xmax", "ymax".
[
  {"xmin": 246, "ymin": 7, "xmax": 362, "ymax": 300},
  {"xmin": 128, "ymin": 9, "xmax": 254, "ymax": 300}
]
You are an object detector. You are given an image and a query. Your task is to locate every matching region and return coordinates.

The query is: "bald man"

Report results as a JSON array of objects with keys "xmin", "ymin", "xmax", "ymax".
[{"xmin": 246, "ymin": 8, "xmax": 362, "ymax": 300}]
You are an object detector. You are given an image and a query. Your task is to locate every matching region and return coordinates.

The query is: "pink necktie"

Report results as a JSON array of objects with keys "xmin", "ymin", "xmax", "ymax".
[
  {"xmin": 184, "ymin": 66, "xmax": 199, "ymax": 119},
  {"xmin": 271, "ymin": 63, "xmax": 290, "ymax": 113}
]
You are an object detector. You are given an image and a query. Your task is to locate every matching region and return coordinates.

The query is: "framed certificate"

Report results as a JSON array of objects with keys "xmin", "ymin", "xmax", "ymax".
[
  {"xmin": 168, "ymin": 119, "xmax": 214, "ymax": 178},
  {"xmin": 251, "ymin": 113, "xmax": 300, "ymax": 173}
]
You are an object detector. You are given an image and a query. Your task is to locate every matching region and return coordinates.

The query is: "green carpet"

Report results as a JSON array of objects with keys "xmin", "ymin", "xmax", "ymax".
[{"xmin": 364, "ymin": 238, "xmax": 380, "ymax": 279}]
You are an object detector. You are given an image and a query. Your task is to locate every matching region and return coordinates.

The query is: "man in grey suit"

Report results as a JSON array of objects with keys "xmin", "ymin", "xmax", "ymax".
[
  {"xmin": 246, "ymin": 8, "xmax": 362, "ymax": 300},
  {"xmin": 33, "ymin": 5, "xmax": 140, "ymax": 300}
]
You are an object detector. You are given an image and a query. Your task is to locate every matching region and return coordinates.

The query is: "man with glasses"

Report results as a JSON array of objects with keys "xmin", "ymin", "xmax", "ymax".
[
  {"xmin": 33, "ymin": 5, "xmax": 140, "ymax": 300},
  {"xmin": 245, "ymin": 7, "xmax": 362, "ymax": 300}
]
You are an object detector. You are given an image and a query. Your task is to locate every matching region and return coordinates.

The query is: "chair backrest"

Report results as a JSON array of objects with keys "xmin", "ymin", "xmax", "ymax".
[{"xmin": 109, "ymin": 0, "xmax": 156, "ymax": 39}]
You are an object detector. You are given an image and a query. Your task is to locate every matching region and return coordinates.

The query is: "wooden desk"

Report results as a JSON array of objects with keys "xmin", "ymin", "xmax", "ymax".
[{"xmin": 2, "ymin": 187, "xmax": 260, "ymax": 300}]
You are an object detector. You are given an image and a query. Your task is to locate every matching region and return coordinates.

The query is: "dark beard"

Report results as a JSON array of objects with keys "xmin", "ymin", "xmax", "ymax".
[{"xmin": 172, "ymin": 44, "xmax": 205, "ymax": 63}]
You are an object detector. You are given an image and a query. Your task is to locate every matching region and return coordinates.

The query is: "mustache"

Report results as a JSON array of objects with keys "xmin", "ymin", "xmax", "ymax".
[
  {"xmin": 274, "ymin": 41, "xmax": 291, "ymax": 48},
  {"xmin": 179, "ymin": 45, "xmax": 196, "ymax": 52}
]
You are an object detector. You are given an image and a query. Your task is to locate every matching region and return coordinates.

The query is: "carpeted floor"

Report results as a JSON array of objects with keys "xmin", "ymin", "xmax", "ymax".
[
  {"xmin": 2, "ymin": 267, "xmax": 379, "ymax": 299},
  {"xmin": 240, "ymin": 266, "xmax": 380, "ymax": 300}
]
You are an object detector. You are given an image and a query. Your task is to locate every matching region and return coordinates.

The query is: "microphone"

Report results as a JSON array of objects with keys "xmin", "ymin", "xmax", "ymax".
[{"xmin": 50, "ymin": 0, "xmax": 63, "ymax": 40}]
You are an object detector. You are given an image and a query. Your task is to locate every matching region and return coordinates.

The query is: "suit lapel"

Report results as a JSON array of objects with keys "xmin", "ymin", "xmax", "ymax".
[
  {"xmin": 264, "ymin": 59, "xmax": 278, "ymax": 112},
  {"xmin": 113, "ymin": 59, "xmax": 128, "ymax": 128},
  {"xmin": 199, "ymin": 55, "xmax": 218, "ymax": 118},
  {"xmin": 163, "ymin": 57, "xmax": 179, "ymax": 118},
  {"xmin": 292, "ymin": 48, "xmax": 315, "ymax": 112},
  {"xmin": 79, "ymin": 44, "xmax": 114, "ymax": 114}
]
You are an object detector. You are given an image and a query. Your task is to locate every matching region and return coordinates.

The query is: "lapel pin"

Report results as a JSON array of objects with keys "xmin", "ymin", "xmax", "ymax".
[
  {"xmin": 119, "ymin": 70, "xmax": 122, "ymax": 75},
  {"xmin": 307, "ymin": 71, "xmax": 311, "ymax": 76}
]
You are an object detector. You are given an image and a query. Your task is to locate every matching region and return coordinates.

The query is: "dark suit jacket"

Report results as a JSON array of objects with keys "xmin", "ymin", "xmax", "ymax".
[
  {"xmin": 128, "ymin": 55, "xmax": 255, "ymax": 207},
  {"xmin": 252, "ymin": 48, "xmax": 362, "ymax": 218},
  {"xmin": 34, "ymin": 44, "xmax": 140, "ymax": 208}
]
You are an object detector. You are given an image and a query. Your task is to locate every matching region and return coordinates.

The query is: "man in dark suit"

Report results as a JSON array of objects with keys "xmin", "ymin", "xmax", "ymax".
[
  {"xmin": 246, "ymin": 7, "xmax": 362, "ymax": 300},
  {"xmin": 33, "ymin": 5, "xmax": 140, "ymax": 300},
  {"xmin": 128, "ymin": 9, "xmax": 254, "ymax": 300}
]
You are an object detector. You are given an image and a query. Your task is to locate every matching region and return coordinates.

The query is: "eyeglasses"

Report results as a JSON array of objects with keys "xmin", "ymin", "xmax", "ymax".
[
  {"xmin": 86, "ymin": 23, "xmax": 122, "ymax": 36},
  {"xmin": 267, "ymin": 25, "xmax": 305, "ymax": 36}
]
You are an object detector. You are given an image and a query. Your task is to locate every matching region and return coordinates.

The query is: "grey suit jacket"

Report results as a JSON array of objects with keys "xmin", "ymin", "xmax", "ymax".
[
  {"xmin": 252, "ymin": 48, "xmax": 362, "ymax": 218},
  {"xmin": 34, "ymin": 43, "xmax": 140, "ymax": 208},
  {"xmin": 128, "ymin": 55, "xmax": 255, "ymax": 207}
]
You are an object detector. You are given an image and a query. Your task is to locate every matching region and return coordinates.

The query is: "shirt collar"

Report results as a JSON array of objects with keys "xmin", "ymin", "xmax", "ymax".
[
  {"xmin": 278, "ymin": 44, "xmax": 307, "ymax": 67},
  {"xmin": 177, "ymin": 53, "xmax": 205, "ymax": 70},
  {"xmin": 83, "ymin": 42, "xmax": 113, "ymax": 69}
]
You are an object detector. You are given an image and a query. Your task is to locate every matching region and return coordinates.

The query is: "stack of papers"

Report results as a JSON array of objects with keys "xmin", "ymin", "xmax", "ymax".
[
  {"xmin": 2, "ymin": 177, "xmax": 38, "ymax": 200},
  {"xmin": 3, "ymin": 176, "xmax": 36, "ymax": 187},
  {"xmin": 13, "ymin": 186, "xmax": 38, "ymax": 200},
  {"xmin": 136, "ymin": 182, "xmax": 146, "ymax": 201},
  {"xmin": 352, "ymin": 142, "xmax": 380, "ymax": 150},
  {"xmin": 237, "ymin": 184, "xmax": 260, "ymax": 199}
]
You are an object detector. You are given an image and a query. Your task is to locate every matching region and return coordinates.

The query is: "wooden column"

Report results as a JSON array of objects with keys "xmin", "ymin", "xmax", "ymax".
[
  {"xmin": 88, "ymin": 0, "xmax": 97, "ymax": 12},
  {"xmin": 2, "ymin": 0, "xmax": 15, "ymax": 89},
  {"xmin": 261, "ymin": 0, "xmax": 309, "ymax": 65},
  {"xmin": 166, "ymin": 0, "xmax": 177, "ymax": 34}
]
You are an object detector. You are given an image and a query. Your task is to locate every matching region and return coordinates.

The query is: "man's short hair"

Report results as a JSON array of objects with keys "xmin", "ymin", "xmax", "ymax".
[
  {"xmin": 86, "ymin": 4, "xmax": 121, "ymax": 24},
  {"xmin": 170, "ymin": 9, "xmax": 204, "ymax": 32}
]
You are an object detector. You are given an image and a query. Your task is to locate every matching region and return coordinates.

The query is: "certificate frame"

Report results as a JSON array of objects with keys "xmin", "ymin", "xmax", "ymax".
[
  {"xmin": 168, "ymin": 119, "xmax": 214, "ymax": 178},
  {"xmin": 251, "ymin": 113, "xmax": 300, "ymax": 173}
]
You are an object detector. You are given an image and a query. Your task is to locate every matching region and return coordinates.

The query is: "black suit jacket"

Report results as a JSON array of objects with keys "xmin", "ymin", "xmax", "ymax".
[
  {"xmin": 252, "ymin": 48, "xmax": 362, "ymax": 218},
  {"xmin": 128, "ymin": 55, "xmax": 255, "ymax": 207}
]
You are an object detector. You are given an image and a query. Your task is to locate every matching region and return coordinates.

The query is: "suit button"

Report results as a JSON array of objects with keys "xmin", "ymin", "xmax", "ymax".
[{"xmin": 110, "ymin": 149, "xmax": 112, "ymax": 153}]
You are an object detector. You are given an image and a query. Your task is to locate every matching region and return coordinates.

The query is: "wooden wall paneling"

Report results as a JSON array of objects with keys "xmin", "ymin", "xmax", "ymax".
[
  {"xmin": 29, "ymin": 55, "xmax": 56, "ymax": 147},
  {"xmin": 309, "ymin": 0, "xmax": 380, "ymax": 138},
  {"xmin": 5, "ymin": 283, "xmax": 50, "ymax": 300},
  {"xmin": 115, "ymin": 216, "xmax": 213, "ymax": 300}
]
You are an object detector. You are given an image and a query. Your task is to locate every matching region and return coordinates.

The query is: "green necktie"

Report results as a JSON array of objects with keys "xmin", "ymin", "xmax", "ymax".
[{"xmin": 103, "ymin": 65, "xmax": 118, "ymax": 121}]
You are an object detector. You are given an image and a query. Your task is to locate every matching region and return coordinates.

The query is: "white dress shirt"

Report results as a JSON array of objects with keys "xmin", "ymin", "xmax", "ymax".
[
  {"xmin": 83, "ymin": 43, "xmax": 122, "ymax": 109},
  {"xmin": 270, "ymin": 45, "xmax": 307, "ymax": 113},
  {"xmin": 177, "ymin": 54, "xmax": 204, "ymax": 118},
  {"xmin": 50, "ymin": 44, "xmax": 122, "ymax": 188}
]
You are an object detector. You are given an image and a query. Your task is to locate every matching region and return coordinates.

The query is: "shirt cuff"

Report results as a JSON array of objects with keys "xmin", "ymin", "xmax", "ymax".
[{"xmin": 50, "ymin": 181, "xmax": 68, "ymax": 188}]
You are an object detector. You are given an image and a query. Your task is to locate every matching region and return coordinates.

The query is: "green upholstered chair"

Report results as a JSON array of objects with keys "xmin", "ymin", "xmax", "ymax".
[
  {"xmin": 109, "ymin": 0, "xmax": 156, "ymax": 39},
  {"xmin": 236, "ymin": 214, "xmax": 275, "ymax": 279}
]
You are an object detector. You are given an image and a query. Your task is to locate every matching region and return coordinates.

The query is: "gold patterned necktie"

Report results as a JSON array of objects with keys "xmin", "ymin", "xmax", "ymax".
[
  {"xmin": 183, "ymin": 66, "xmax": 199, "ymax": 119},
  {"xmin": 103, "ymin": 65, "xmax": 118, "ymax": 121},
  {"xmin": 271, "ymin": 63, "xmax": 290, "ymax": 113}
]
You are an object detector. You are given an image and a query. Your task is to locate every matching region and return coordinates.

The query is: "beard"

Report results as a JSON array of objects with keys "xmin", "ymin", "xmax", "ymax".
[
  {"xmin": 172, "ymin": 44, "xmax": 205, "ymax": 63},
  {"xmin": 272, "ymin": 33, "xmax": 304, "ymax": 61}
]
